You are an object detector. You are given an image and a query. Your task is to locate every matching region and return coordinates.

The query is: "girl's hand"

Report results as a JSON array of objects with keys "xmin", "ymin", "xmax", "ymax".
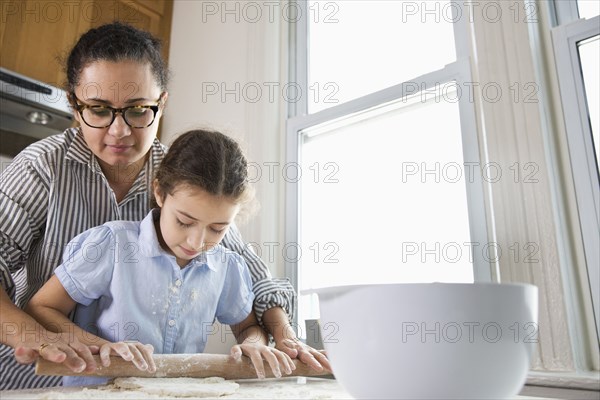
[
  {"xmin": 275, "ymin": 338, "xmax": 331, "ymax": 372},
  {"xmin": 230, "ymin": 343, "xmax": 295, "ymax": 379},
  {"xmin": 99, "ymin": 341, "xmax": 156, "ymax": 373}
]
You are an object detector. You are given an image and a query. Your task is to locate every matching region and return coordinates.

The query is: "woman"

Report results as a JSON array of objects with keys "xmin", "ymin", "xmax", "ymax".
[{"xmin": 0, "ymin": 22, "xmax": 329, "ymax": 390}]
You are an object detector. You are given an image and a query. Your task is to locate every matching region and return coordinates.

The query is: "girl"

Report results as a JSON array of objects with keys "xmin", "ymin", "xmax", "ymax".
[{"xmin": 26, "ymin": 129, "xmax": 293, "ymax": 386}]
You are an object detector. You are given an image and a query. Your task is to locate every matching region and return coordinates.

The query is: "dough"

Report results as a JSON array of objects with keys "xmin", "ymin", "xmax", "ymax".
[
  {"xmin": 112, "ymin": 377, "xmax": 240, "ymax": 398},
  {"xmin": 39, "ymin": 387, "xmax": 163, "ymax": 399}
]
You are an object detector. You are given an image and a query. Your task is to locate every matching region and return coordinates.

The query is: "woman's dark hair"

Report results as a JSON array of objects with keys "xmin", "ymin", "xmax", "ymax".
[
  {"xmin": 152, "ymin": 129, "xmax": 254, "ymax": 209},
  {"xmin": 65, "ymin": 22, "xmax": 169, "ymax": 98}
]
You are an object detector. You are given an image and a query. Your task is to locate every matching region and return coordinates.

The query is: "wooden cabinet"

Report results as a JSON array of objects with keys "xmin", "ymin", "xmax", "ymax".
[{"xmin": 0, "ymin": 0, "xmax": 173, "ymax": 86}]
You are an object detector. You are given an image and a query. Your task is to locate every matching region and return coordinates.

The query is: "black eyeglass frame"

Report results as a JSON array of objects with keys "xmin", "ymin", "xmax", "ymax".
[{"xmin": 72, "ymin": 94, "xmax": 164, "ymax": 129}]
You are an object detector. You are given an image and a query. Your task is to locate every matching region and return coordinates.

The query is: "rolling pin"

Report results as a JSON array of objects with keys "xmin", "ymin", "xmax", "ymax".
[{"xmin": 36, "ymin": 353, "xmax": 330, "ymax": 380}]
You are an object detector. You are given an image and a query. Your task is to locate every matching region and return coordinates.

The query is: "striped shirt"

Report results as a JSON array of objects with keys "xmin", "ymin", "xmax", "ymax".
[{"xmin": 0, "ymin": 127, "xmax": 295, "ymax": 390}]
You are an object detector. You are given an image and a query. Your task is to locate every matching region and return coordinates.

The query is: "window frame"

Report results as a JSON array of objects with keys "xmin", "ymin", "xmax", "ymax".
[
  {"xmin": 551, "ymin": 12, "xmax": 600, "ymax": 348},
  {"xmin": 286, "ymin": 0, "xmax": 600, "ymax": 388}
]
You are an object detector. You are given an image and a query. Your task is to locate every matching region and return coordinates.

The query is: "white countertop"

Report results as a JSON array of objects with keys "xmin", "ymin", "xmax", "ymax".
[
  {"xmin": 0, "ymin": 378, "xmax": 554, "ymax": 399},
  {"xmin": 1, "ymin": 377, "xmax": 348, "ymax": 399}
]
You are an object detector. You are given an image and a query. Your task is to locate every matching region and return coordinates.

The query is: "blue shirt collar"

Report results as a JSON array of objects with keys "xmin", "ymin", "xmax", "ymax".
[{"xmin": 138, "ymin": 210, "xmax": 214, "ymax": 270}]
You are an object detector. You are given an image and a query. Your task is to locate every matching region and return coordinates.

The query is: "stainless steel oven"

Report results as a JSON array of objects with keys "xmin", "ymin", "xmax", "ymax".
[{"xmin": 0, "ymin": 67, "xmax": 74, "ymax": 158}]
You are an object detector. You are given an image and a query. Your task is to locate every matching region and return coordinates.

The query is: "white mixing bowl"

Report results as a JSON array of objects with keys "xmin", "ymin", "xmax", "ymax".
[{"xmin": 310, "ymin": 283, "xmax": 538, "ymax": 399}]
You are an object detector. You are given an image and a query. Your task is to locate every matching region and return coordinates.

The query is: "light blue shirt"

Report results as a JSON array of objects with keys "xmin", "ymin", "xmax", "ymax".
[{"xmin": 55, "ymin": 210, "xmax": 254, "ymax": 386}]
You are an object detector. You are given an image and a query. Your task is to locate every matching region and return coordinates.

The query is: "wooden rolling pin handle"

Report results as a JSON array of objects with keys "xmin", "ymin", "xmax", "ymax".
[{"xmin": 36, "ymin": 354, "xmax": 330, "ymax": 380}]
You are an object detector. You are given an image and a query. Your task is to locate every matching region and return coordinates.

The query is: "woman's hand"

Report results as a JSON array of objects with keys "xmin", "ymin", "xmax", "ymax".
[
  {"xmin": 98, "ymin": 341, "xmax": 156, "ymax": 372},
  {"xmin": 5, "ymin": 285, "xmax": 97, "ymax": 373},
  {"xmin": 275, "ymin": 338, "xmax": 331, "ymax": 373},
  {"xmin": 230, "ymin": 342, "xmax": 295, "ymax": 379},
  {"xmin": 14, "ymin": 335, "xmax": 99, "ymax": 373}
]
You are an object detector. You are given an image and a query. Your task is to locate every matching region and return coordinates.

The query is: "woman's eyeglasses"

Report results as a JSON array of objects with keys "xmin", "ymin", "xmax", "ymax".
[{"xmin": 72, "ymin": 94, "xmax": 163, "ymax": 128}]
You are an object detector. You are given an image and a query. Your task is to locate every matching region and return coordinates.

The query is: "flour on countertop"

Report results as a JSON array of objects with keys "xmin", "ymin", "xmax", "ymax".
[
  {"xmin": 113, "ymin": 377, "xmax": 239, "ymax": 398},
  {"xmin": 1, "ymin": 377, "xmax": 351, "ymax": 399}
]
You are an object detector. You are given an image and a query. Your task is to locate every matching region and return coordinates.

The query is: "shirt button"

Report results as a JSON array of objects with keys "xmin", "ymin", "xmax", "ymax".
[
  {"xmin": 175, "ymin": 279, "xmax": 182, "ymax": 287},
  {"xmin": 168, "ymin": 319, "xmax": 176, "ymax": 327}
]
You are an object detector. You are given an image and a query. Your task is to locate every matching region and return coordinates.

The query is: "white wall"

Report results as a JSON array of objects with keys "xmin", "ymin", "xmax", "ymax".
[{"xmin": 163, "ymin": 0, "xmax": 288, "ymax": 278}]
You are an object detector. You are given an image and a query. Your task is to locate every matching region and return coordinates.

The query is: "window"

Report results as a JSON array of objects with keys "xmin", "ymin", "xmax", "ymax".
[
  {"xmin": 286, "ymin": 0, "xmax": 599, "ymax": 389},
  {"xmin": 307, "ymin": 0, "xmax": 456, "ymax": 112},
  {"xmin": 300, "ymin": 89, "xmax": 473, "ymax": 288},
  {"xmin": 287, "ymin": 1, "xmax": 489, "ymax": 325},
  {"xmin": 552, "ymin": 7, "xmax": 600, "ymax": 344}
]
